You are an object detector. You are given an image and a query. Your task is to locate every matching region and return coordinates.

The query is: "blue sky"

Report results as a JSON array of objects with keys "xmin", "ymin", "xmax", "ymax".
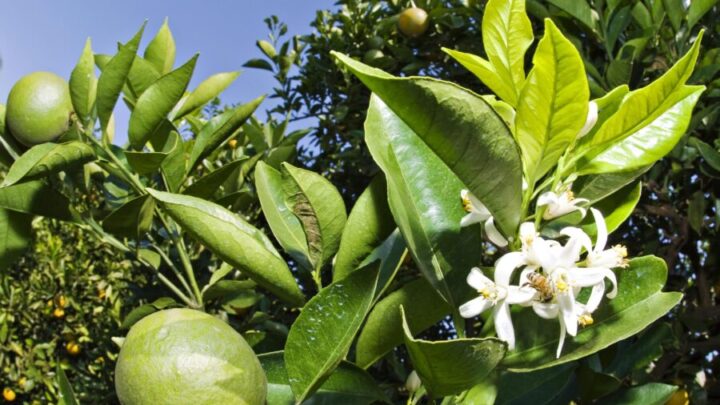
[{"xmin": 0, "ymin": 0, "xmax": 336, "ymax": 144}]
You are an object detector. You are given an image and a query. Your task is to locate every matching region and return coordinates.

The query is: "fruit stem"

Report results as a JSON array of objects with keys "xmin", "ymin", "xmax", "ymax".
[{"xmin": 148, "ymin": 235, "xmax": 196, "ymax": 300}]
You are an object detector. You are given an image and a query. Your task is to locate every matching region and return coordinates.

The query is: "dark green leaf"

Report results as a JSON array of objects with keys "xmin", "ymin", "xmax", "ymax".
[
  {"xmin": 260, "ymin": 351, "xmax": 387, "ymax": 405},
  {"xmin": 243, "ymin": 58, "xmax": 274, "ymax": 72},
  {"xmin": 688, "ymin": 0, "xmax": 719, "ymax": 29},
  {"xmin": 129, "ymin": 55, "xmax": 198, "ymax": 148},
  {"xmin": 597, "ymin": 383, "xmax": 677, "ymax": 405},
  {"xmin": 102, "ymin": 194, "xmax": 155, "ymax": 239},
  {"xmin": 2, "ymin": 142, "xmax": 95, "ymax": 187},
  {"xmin": 124, "ymin": 131, "xmax": 178, "ymax": 175},
  {"xmin": 0, "ymin": 208, "xmax": 32, "ymax": 271},
  {"xmin": 401, "ymin": 307, "xmax": 506, "ymax": 398},
  {"xmin": 334, "ymin": 175, "xmax": 395, "ymax": 282},
  {"xmin": 188, "ymin": 95, "xmax": 264, "ymax": 169},
  {"xmin": 69, "ymin": 38, "xmax": 97, "ymax": 123},
  {"xmin": 96, "ymin": 23, "xmax": 145, "ymax": 132},
  {"xmin": 548, "ymin": 0, "xmax": 597, "ymax": 31},
  {"xmin": 333, "ymin": 52, "xmax": 522, "ymax": 235},
  {"xmin": 285, "ymin": 266, "xmax": 380, "ymax": 402},
  {"xmin": 182, "ymin": 159, "xmax": 247, "ymax": 200},
  {"xmin": 147, "ymin": 189, "xmax": 304, "ymax": 306},
  {"xmin": 690, "ymin": 137, "xmax": 720, "ymax": 171},
  {"xmin": 495, "ymin": 364, "xmax": 576, "ymax": 405},
  {"xmin": 662, "ymin": 0, "xmax": 685, "ymax": 32},
  {"xmin": 0, "ymin": 180, "xmax": 77, "ymax": 221},
  {"xmin": 281, "ymin": 162, "xmax": 347, "ymax": 271},
  {"xmin": 255, "ymin": 161, "xmax": 312, "ymax": 271}
]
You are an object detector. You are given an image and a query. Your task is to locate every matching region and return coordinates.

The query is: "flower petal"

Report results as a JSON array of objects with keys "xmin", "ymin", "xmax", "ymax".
[
  {"xmin": 585, "ymin": 283, "xmax": 606, "ymax": 313},
  {"xmin": 459, "ymin": 296, "xmax": 493, "ymax": 318},
  {"xmin": 558, "ymin": 289, "xmax": 578, "ymax": 337},
  {"xmin": 506, "ymin": 285, "xmax": 537, "ymax": 305},
  {"xmin": 537, "ymin": 191, "xmax": 559, "ymax": 208},
  {"xmin": 556, "ymin": 318, "xmax": 567, "ymax": 358},
  {"xmin": 533, "ymin": 302, "xmax": 559, "ymax": 319},
  {"xmin": 484, "ymin": 217, "xmax": 508, "ymax": 247},
  {"xmin": 460, "ymin": 212, "xmax": 483, "ymax": 227},
  {"xmin": 591, "ymin": 208, "xmax": 608, "ymax": 252},
  {"xmin": 571, "ymin": 267, "xmax": 617, "ymax": 298},
  {"xmin": 493, "ymin": 252, "xmax": 526, "ymax": 286},
  {"xmin": 577, "ymin": 101, "xmax": 598, "ymax": 138},
  {"xmin": 466, "ymin": 267, "xmax": 492, "ymax": 291},
  {"xmin": 493, "ymin": 303, "xmax": 515, "ymax": 350}
]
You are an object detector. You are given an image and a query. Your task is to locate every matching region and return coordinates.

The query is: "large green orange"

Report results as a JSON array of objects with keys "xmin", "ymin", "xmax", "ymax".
[
  {"xmin": 398, "ymin": 8, "xmax": 430, "ymax": 38},
  {"xmin": 115, "ymin": 308, "xmax": 267, "ymax": 405},
  {"xmin": 5, "ymin": 72, "xmax": 73, "ymax": 146}
]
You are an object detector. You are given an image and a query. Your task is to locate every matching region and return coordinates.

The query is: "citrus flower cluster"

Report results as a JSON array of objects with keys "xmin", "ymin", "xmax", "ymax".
[{"xmin": 459, "ymin": 190, "xmax": 627, "ymax": 357}]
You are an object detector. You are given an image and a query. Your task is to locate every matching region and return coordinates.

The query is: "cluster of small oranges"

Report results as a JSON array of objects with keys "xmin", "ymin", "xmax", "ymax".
[{"xmin": 47, "ymin": 295, "xmax": 82, "ymax": 357}]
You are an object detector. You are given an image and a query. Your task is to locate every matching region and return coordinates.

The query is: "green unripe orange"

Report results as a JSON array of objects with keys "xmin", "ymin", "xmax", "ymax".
[
  {"xmin": 5, "ymin": 72, "xmax": 73, "ymax": 146},
  {"xmin": 363, "ymin": 49, "xmax": 386, "ymax": 65},
  {"xmin": 115, "ymin": 308, "xmax": 266, "ymax": 405},
  {"xmin": 398, "ymin": 8, "xmax": 430, "ymax": 38},
  {"xmin": 367, "ymin": 35, "xmax": 385, "ymax": 49}
]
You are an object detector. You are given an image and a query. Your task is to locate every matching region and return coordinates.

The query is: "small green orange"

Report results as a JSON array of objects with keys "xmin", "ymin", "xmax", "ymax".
[
  {"xmin": 5, "ymin": 72, "xmax": 73, "ymax": 146},
  {"xmin": 115, "ymin": 308, "xmax": 266, "ymax": 405},
  {"xmin": 398, "ymin": 8, "xmax": 430, "ymax": 38},
  {"xmin": 363, "ymin": 49, "xmax": 386, "ymax": 66}
]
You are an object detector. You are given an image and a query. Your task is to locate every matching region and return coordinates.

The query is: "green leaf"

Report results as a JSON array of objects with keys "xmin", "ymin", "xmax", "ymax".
[
  {"xmin": 573, "ymin": 166, "xmax": 650, "ymax": 203},
  {"xmin": 285, "ymin": 266, "xmax": 380, "ymax": 402},
  {"xmin": 121, "ymin": 297, "xmax": 178, "ymax": 329},
  {"xmin": 495, "ymin": 364, "xmax": 576, "ymax": 405},
  {"xmin": 124, "ymin": 131, "xmax": 179, "ymax": 175},
  {"xmin": 577, "ymin": 32, "xmax": 705, "ymax": 174},
  {"xmin": 257, "ymin": 40, "xmax": 277, "ymax": 58},
  {"xmin": 125, "ymin": 56, "xmax": 161, "ymax": 99},
  {"xmin": 583, "ymin": 181, "xmax": 641, "ymax": 235},
  {"xmin": 0, "ymin": 181, "xmax": 77, "ymax": 221},
  {"xmin": 401, "ymin": 307, "xmax": 507, "ymax": 398},
  {"xmin": 515, "ymin": 19, "xmax": 589, "ymax": 183},
  {"xmin": 56, "ymin": 364, "xmax": 79, "ymax": 405},
  {"xmin": 144, "ymin": 18, "xmax": 176, "ymax": 74},
  {"xmin": 281, "ymin": 162, "xmax": 347, "ymax": 271},
  {"xmin": 259, "ymin": 351, "xmax": 387, "ymax": 405},
  {"xmin": 0, "ymin": 208, "xmax": 32, "ymax": 271},
  {"xmin": 357, "ymin": 229, "xmax": 407, "ymax": 301},
  {"xmin": 502, "ymin": 256, "xmax": 683, "ymax": 371},
  {"xmin": 597, "ymin": 383, "xmax": 677, "ymax": 405},
  {"xmin": 2, "ymin": 142, "xmax": 95, "ymax": 187},
  {"xmin": 255, "ymin": 161, "xmax": 312, "ymax": 271},
  {"xmin": 96, "ymin": 23, "xmax": 145, "ymax": 132},
  {"xmin": 172, "ymin": 71, "xmax": 240, "ymax": 119},
  {"xmin": 481, "ymin": 0, "xmax": 534, "ymax": 105},
  {"xmin": 146, "ymin": 189, "xmax": 304, "ymax": 306},
  {"xmin": 129, "ymin": 55, "xmax": 198, "ymax": 148},
  {"xmin": 159, "ymin": 132, "xmax": 187, "ymax": 192},
  {"xmin": 688, "ymin": 190, "xmax": 706, "ymax": 233},
  {"xmin": 188, "ymin": 96, "xmax": 265, "ymax": 170},
  {"xmin": 662, "ymin": 0, "xmax": 685, "ymax": 32},
  {"xmin": 691, "ymin": 137, "xmax": 720, "ymax": 171},
  {"xmin": 605, "ymin": 322, "xmax": 673, "ymax": 378},
  {"xmin": 363, "ymin": 95, "xmax": 482, "ymax": 307},
  {"xmin": 442, "ymin": 49, "xmax": 517, "ymax": 108},
  {"xmin": 547, "ymin": 0, "xmax": 597, "ymax": 31},
  {"xmin": 688, "ymin": 0, "xmax": 719, "ymax": 29},
  {"xmin": 69, "ymin": 38, "xmax": 97, "ymax": 123},
  {"xmin": 356, "ymin": 278, "xmax": 452, "ymax": 369},
  {"xmin": 102, "ymin": 194, "xmax": 155, "ymax": 239},
  {"xmin": 243, "ymin": 58, "xmax": 274, "ymax": 72},
  {"xmin": 333, "ymin": 52, "xmax": 522, "ymax": 235},
  {"xmin": 182, "ymin": 158, "xmax": 247, "ymax": 199},
  {"xmin": 334, "ymin": 175, "xmax": 395, "ymax": 282}
]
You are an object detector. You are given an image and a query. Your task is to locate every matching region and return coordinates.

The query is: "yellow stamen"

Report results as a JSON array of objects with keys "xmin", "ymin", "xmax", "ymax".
[
  {"xmin": 556, "ymin": 279, "xmax": 568, "ymax": 292},
  {"xmin": 565, "ymin": 190, "xmax": 575, "ymax": 200},
  {"xmin": 461, "ymin": 195, "xmax": 473, "ymax": 213},
  {"xmin": 578, "ymin": 314, "xmax": 594, "ymax": 327}
]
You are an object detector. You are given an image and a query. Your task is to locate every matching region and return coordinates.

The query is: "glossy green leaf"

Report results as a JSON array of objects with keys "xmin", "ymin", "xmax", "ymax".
[
  {"xmin": 146, "ymin": 189, "xmax": 304, "ymax": 306},
  {"xmin": 281, "ymin": 162, "xmax": 347, "ymax": 271},
  {"xmin": 363, "ymin": 95, "xmax": 483, "ymax": 307},
  {"xmin": 597, "ymin": 383, "xmax": 677, "ymax": 405},
  {"xmin": 156, "ymin": 132, "xmax": 186, "ymax": 192},
  {"xmin": 356, "ymin": 278, "xmax": 452, "ymax": 369},
  {"xmin": 515, "ymin": 19, "xmax": 589, "ymax": 183},
  {"xmin": 442, "ymin": 49, "xmax": 517, "ymax": 108},
  {"xmin": 0, "ymin": 180, "xmax": 77, "ymax": 221},
  {"xmin": 56, "ymin": 364, "xmax": 79, "ymax": 405},
  {"xmin": 125, "ymin": 56, "xmax": 161, "ymax": 99},
  {"xmin": 0, "ymin": 208, "xmax": 32, "ymax": 271},
  {"xmin": 401, "ymin": 308, "xmax": 507, "ymax": 398},
  {"xmin": 102, "ymin": 194, "xmax": 155, "ymax": 239},
  {"xmin": 357, "ymin": 229, "xmax": 407, "ymax": 301},
  {"xmin": 96, "ymin": 23, "xmax": 145, "ymax": 132},
  {"xmin": 334, "ymin": 175, "xmax": 395, "ymax": 282},
  {"xmin": 481, "ymin": 0, "xmax": 533, "ymax": 105},
  {"xmin": 688, "ymin": 0, "xmax": 718, "ymax": 29},
  {"xmin": 495, "ymin": 364, "xmax": 576, "ymax": 405},
  {"xmin": 577, "ymin": 32, "xmax": 705, "ymax": 174},
  {"xmin": 259, "ymin": 352, "xmax": 387, "ymax": 405},
  {"xmin": 333, "ymin": 53, "xmax": 522, "ymax": 235},
  {"xmin": 182, "ymin": 158, "xmax": 247, "ymax": 199},
  {"xmin": 547, "ymin": 0, "xmax": 596, "ymax": 31},
  {"xmin": 129, "ymin": 55, "xmax": 198, "ymax": 148},
  {"xmin": 255, "ymin": 161, "xmax": 312, "ymax": 271},
  {"xmin": 69, "ymin": 38, "xmax": 97, "ymax": 123},
  {"xmin": 144, "ymin": 18, "xmax": 176, "ymax": 74},
  {"xmin": 188, "ymin": 95, "xmax": 264, "ymax": 169},
  {"xmin": 172, "ymin": 71, "xmax": 240, "ymax": 119},
  {"xmin": 285, "ymin": 266, "xmax": 380, "ymax": 402},
  {"xmin": 124, "ymin": 132, "xmax": 179, "ymax": 175},
  {"xmin": 2, "ymin": 142, "xmax": 95, "ymax": 187},
  {"xmin": 573, "ymin": 166, "xmax": 650, "ymax": 203},
  {"xmin": 502, "ymin": 256, "xmax": 683, "ymax": 371},
  {"xmin": 583, "ymin": 182, "xmax": 641, "ymax": 235}
]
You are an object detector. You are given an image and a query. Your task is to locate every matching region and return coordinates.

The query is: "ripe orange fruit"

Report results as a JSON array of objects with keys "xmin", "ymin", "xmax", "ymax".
[
  {"xmin": 398, "ymin": 8, "xmax": 430, "ymax": 38},
  {"xmin": 52, "ymin": 308, "xmax": 65, "ymax": 319},
  {"xmin": 5, "ymin": 72, "xmax": 74, "ymax": 146},
  {"xmin": 665, "ymin": 388, "xmax": 689, "ymax": 405},
  {"xmin": 114, "ymin": 308, "xmax": 266, "ymax": 405},
  {"xmin": 228, "ymin": 139, "xmax": 238, "ymax": 149},
  {"xmin": 2, "ymin": 388, "xmax": 16, "ymax": 402},
  {"xmin": 66, "ymin": 341, "xmax": 81, "ymax": 356}
]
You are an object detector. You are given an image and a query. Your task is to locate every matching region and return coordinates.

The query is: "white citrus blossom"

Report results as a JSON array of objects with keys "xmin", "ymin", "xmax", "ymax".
[
  {"xmin": 537, "ymin": 188, "xmax": 589, "ymax": 220},
  {"xmin": 460, "ymin": 189, "xmax": 508, "ymax": 247},
  {"xmin": 459, "ymin": 267, "xmax": 535, "ymax": 350},
  {"xmin": 577, "ymin": 101, "xmax": 599, "ymax": 138}
]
